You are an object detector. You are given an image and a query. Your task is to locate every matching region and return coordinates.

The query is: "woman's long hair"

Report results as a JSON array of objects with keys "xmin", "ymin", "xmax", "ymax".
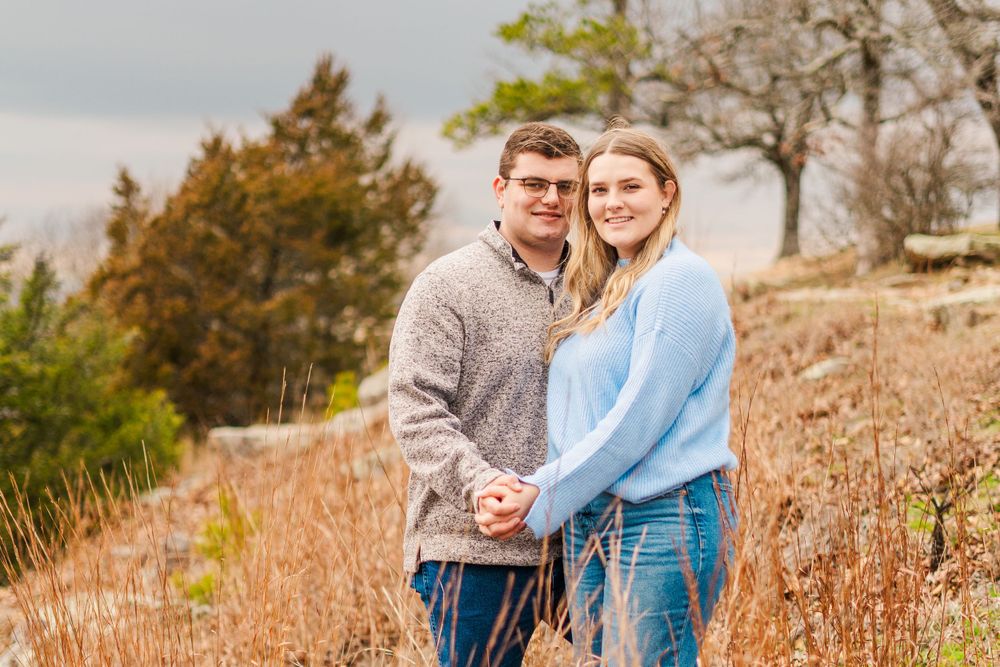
[{"xmin": 545, "ymin": 126, "xmax": 682, "ymax": 362}]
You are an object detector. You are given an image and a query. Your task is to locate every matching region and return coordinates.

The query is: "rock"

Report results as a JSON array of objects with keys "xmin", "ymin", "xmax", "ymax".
[
  {"xmin": 163, "ymin": 532, "xmax": 193, "ymax": 570},
  {"xmin": 0, "ymin": 629, "xmax": 31, "ymax": 667},
  {"xmin": 878, "ymin": 274, "xmax": 925, "ymax": 288},
  {"xmin": 0, "ymin": 605, "xmax": 25, "ymax": 667},
  {"xmin": 344, "ymin": 444, "xmax": 401, "ymax": 480},
  {"xmin": 207, "ymin": 399, "xmax": 388, "ymax": 456},
  {"xmin": 108, "ymin": 544, "xmax": 147, "ymax": 566},
  {"xmin": 1, "ymin": 592, "xmax": 166, "ymax": 666},
  {"xmin": 928, "ymin": 305, "xmax": 950, "ymax": 331},
  {"xmin": 138, "ymin": 486, "xmax": 177, "ymax": 507},
  {"xmin": 357, "ymin": 367, "xmax": 389, "ymax": 407},
  {"xmin": 923, "ymin": 285, "xmax": 1000, "ymax": 308},
  {"xmin": 163, "ymin": 532, "xmax": 192, "ymax": 556},
  {"xmin": 329, "ymin": 399, "xmax": 389, "ymax": 436},
  {"xmin": 798, "ymin": 357, "xmax": 850, "ymax": 381},
  {"xmin": 189, "ymin": 603, "xmax": 213, "ymax": 620},
  {"xmin": 904, "ymin": 233, "xmax": 1000, "ymax": 267},
  {"xmin": 207, "ymin": 423, "xmax": 312, "ymax": 456},
  {"xmin": 284, "ymin": 648, "xmax": 308, "ymax": 665}
]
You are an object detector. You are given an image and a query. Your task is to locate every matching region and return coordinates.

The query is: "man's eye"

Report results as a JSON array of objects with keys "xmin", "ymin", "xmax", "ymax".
[{"xmin": 523, "ymin": 179, "xmax": 548, "ymax": 189}]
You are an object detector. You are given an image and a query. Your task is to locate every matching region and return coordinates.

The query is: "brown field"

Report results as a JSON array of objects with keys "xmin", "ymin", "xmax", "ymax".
[{"xmin": 2, "ymin": 258, "xmax": 998, "ymax": 665}]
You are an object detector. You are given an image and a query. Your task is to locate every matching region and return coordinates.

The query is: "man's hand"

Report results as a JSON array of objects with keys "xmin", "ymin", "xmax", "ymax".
[{"xmin": 475, "ymin": 475, "xmax": 540, "ymax": 540}]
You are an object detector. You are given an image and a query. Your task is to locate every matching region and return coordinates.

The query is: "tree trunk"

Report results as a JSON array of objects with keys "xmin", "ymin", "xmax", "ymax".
[
  {"xmin": 977, "ymin": 60, "xmax": 999, "ymax": 231},
  {"xmin": 608, "ymin": 0, "xmax": 631, "ymax": 119},
  {"xmin": 855, "ymin": 0, "xmax": 886, "ymax": 274},
  {"xmin": 778, "ymin": 161, "xmax": 803, "ymax": 258},
  {"xmin": 994, "ymin": 121, "xmax": 1000, "ymax": 231}
]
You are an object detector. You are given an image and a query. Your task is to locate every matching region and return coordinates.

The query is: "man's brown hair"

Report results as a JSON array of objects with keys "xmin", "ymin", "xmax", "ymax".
[{"xmin": 498, "ymin": 122, "xmax": 581, "ymax": 178}]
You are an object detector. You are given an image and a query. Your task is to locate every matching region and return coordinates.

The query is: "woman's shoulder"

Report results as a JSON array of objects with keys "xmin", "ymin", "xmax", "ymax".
[
  {"xmin": 635, "ymin": 240, "xmax": 731, "ymax": 338},
  {"xmin": 645, "ymin": 239, "xmax": 723, "ymax": 291}
]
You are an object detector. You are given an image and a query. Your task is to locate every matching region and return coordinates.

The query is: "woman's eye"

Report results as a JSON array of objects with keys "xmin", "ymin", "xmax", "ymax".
[
  {"xmin": 624, "ymin": 183, "xmax": 640, "ymax": 191},
  {"xmin": 590, "ymin": 186, "xmax": 606, "ymax": 194}
]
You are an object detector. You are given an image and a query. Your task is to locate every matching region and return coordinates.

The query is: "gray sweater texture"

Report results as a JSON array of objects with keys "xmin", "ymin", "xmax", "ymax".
[{"xmin": 388, "ymin": 222, "xmax": 568, "ymax": 573}]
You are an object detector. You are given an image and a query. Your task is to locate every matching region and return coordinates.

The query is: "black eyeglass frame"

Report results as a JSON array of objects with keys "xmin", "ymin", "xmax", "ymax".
[{"xmin": 506, "ymin": 177, "xmax": 579, "ymax": 198}]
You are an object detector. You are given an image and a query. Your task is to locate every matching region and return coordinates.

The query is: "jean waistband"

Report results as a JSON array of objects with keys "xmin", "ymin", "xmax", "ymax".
[{"xmin": 580, "ymin": 469, "xmax": 731, "ymax": 513}]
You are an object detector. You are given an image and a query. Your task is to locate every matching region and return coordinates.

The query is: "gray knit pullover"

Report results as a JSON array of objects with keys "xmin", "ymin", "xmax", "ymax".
[{"xmin": 388, "ymin": 222, "xmax": 568, "ymax": 573}]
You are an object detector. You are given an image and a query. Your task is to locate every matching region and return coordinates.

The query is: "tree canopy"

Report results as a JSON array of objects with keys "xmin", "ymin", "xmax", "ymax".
[
  {"xmin": 445, "ymin": 0, "xmax": 998, "ymax": 268},
  {"xmin": 90, "ymin": 55, "xmax": 438, "ymax": 427}
]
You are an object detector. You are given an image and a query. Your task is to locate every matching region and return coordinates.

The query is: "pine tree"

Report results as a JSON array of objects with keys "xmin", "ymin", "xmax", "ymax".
[{"xmin": 91, "ymin": 55, "xmax": 437, "ymax": 426}]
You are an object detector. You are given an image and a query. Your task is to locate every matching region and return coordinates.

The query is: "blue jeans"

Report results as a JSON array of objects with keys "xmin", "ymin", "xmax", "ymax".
[
  {"xmin": 563, "ymin": 471, "xmax": 736, "ymax": 667},
  {"xmin": 410, "ymin": 559, "xmax": 567, "ymax": 667}
]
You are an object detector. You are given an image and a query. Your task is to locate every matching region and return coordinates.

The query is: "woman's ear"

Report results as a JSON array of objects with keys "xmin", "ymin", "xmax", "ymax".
[{"xmin": 661, "ymin": 180, "xmax": 677, "ymax": 211}]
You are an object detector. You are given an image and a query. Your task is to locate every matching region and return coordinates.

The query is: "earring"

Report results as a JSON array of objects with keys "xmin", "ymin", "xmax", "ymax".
[{"xmin": 661, "ymin": 207, "xmax": 667, "ymax": 215}]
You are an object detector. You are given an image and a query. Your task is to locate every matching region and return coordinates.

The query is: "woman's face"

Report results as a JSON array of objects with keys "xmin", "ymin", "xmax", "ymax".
[{"xmin": 586, "ymin": 153, "xmax": 675, "ymax": 259}]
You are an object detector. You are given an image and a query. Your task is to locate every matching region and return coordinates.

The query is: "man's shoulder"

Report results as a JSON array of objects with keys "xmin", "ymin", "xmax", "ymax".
[
  {"xmin": 428, "ymin": 239, "xmax": 493, "ymax": 271},
  {"xmin": 415, "ymin": 237, "xmax": 506, "ymax": 286}
]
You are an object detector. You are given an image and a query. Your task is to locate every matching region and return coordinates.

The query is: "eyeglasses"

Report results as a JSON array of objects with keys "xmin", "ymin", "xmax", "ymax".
[{"xmin": 507, "ymin": 177, "xmax": 578, "ymax": 198}]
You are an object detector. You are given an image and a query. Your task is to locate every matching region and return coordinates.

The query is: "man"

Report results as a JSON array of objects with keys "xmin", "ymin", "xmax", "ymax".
[{"xmin": 388, "ymin": 122, "xmax": 581, "ymax": 666}]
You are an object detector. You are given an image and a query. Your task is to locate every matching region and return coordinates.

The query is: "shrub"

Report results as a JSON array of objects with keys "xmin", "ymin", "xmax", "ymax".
[
  {"xmin": 0, "ymin": 256, "xmax": 182, "ymax": 580},
  {"xmin": 325, "ymin": 370, "xmax": 358, "ymax": 419}
]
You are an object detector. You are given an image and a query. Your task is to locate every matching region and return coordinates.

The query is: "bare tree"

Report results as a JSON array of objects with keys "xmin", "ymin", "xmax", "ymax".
[
  {"xmin": 812, "ymin": 0, "xmax": 963, "ymax": 271},
  {"xmin": 641, "ymin": 0, "xmax": 849, "ymax": 257},
  {"xmin": 848, "ymin": 110, "xmax": 993, "ymax": 256},
  {"xmin": 924, "ymin": 0, "xmax": 1000, "ymax": 228},
  {"xmin": 445, "ymin": 0, "xmax": 848, "ymax": 259}
]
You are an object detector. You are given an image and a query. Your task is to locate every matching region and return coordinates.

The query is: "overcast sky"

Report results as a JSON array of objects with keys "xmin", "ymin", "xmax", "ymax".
[{"xmin": 1, "ymin": 0, "xmax": 782, "ymax": 277}]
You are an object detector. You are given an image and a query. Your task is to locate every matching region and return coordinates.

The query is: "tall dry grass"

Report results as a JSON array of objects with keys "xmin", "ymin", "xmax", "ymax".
[{"xmin": 1, "ymin": 292, "xmax": 997, "ymax": 665}]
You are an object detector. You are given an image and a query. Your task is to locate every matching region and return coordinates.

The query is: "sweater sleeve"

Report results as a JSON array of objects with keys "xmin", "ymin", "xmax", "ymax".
[
  {"xmin": 522, "ymin": 263, "xmax": 729, "ymax": 537},
  {"xmin": 388, "ymin": 272, "xmax": 504, "ymax": 513}
]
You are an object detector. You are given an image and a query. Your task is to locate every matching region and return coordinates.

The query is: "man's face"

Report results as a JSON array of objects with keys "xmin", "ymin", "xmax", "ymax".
[{"xmin": 492, "ymin": 151, "xmax": 579, "ymax": 250}]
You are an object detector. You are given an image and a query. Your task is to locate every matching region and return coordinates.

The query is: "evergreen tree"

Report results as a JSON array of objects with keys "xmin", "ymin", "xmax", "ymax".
[
  {"xmin": 0, "ymin": 255, "xmax": 182, "ymax": 579},
  {"xmin": 91, "ymin": 56, "xmax": 437, "ymax": 426}
]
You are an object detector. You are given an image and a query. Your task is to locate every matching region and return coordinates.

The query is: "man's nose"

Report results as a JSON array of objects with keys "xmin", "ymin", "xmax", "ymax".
[{"xmin": 540, "ymin": 182, "xmax": 561, "ymax": 205}]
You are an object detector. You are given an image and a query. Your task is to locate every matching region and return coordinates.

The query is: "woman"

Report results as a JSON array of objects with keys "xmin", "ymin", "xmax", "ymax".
[{"xmin": 476, "ymin": 125, "xmax": 738, "ymax": 666}]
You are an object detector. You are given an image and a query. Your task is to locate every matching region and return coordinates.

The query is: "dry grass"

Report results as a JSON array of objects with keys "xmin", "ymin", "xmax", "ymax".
[{"xmin": 1, "ymin": 267, "xmax": 998, "ymax": 666}]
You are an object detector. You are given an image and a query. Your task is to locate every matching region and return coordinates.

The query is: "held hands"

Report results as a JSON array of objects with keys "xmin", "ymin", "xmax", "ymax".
[{"xmin": 474, "ymin": 475, "xmax": 540, "ymax": 541}]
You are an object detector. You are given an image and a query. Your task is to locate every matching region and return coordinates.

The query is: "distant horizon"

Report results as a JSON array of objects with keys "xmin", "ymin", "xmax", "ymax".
[
  {"xmin": 0, "ymin": 0, "xmax": 789, "ymax": 283},
  {"xmin": 3, "ymin": 1, "xmax": 992, "ymax": 287}
]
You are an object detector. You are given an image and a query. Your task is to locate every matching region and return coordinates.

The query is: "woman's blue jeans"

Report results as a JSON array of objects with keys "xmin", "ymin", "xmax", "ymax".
[{"xmin": 563, "ymin": 471, "xmax": 736, "ymax": 667}]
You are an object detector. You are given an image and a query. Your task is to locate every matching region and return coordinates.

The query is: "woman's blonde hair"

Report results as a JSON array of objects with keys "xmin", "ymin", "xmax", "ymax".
[{"xmin": 545, "ymin": 124, "xmax": 682, "ymax": 362}]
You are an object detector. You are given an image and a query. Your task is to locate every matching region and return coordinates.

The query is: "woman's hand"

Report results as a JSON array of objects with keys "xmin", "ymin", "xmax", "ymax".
[{"xmin": 475, "ymin": 476, "xmax": 540, "ymax": 540}]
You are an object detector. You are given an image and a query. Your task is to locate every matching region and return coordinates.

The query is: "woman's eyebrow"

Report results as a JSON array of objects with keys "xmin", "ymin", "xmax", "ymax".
[{"xmin": 589, "ymin": 176, "xmax": 642, "ymax": 185}]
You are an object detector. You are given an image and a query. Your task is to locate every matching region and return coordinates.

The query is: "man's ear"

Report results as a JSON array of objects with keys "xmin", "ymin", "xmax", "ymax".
[{"xmin": 492, "ymin": 175, "xmax": 506, "ymax": 210}]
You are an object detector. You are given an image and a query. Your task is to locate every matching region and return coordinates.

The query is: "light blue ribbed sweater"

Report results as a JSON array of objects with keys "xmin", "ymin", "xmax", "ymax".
[{"xmin": 522, "ymin": 239, "xmax": 738, "ymax": 538}]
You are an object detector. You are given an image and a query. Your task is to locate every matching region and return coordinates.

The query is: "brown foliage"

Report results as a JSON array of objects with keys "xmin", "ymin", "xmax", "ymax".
[
  {"xmin": 3, "ymin": 267, "xmax": 998, "ymax": 664},
  {"xmin": 90, "ymin": 56, "xmax": 437, "ymax": 428}
]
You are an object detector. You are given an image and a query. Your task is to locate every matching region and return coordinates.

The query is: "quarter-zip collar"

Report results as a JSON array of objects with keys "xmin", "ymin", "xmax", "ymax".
[{"xmin": 481, "ymin": 220, "xmax": 570, "ymax": 276}]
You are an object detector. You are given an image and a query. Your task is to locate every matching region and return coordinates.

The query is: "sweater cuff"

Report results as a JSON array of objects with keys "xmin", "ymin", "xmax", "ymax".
[
  {"xmin": 521, "ymin": 470, "xmax": 561, "ymax": 538},
  {"xmin": 468, "ymin": 468, "xmax": 506, "ymax": 513}
]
